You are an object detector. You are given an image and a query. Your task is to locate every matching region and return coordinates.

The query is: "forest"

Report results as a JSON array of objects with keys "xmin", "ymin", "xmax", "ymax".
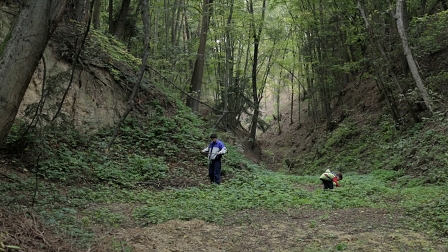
[{"xmin": 1, "ymin": 0, "xmax": 448, "ymax": 251}]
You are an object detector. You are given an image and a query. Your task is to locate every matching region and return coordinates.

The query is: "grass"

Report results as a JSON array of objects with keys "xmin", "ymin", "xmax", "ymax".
[{"xmin": 33, "ymin": 168, "xmax": 444, "ymax": 240}]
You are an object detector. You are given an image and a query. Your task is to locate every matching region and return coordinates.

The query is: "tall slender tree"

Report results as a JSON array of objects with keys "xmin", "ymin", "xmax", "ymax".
[
  {"xmin": 186, "ymin": 0, "xmax": 214, "ymax": 112},
  {"xmin": 247, "ymin": 0, "xmax": 267, "ymax": 149},
  {"xmin": 93, "ymin": 0, "xmax": 101, "ymax": 29},
  {"xmin": 396, "ymin": 0, "xmax": 433, "ymax": 113}
]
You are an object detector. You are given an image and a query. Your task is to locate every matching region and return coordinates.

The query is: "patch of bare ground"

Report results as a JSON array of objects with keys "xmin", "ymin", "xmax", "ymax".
[
  {"xmin": 0, "ymin": 207, "xmax": 74, "ymax": 252},
  {"xmin": 94, "ymin": 206, "xmax": 446, "ymax": 252}
]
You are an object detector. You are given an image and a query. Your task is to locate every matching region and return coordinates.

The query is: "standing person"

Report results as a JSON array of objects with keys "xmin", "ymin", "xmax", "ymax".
[
  {"xmin": 201, "ymin": 133, "xmax": 227, "ymax": 184},
  {"xmin": 320, "ymin": 169, "xmax": 336, "ymax": 189}
]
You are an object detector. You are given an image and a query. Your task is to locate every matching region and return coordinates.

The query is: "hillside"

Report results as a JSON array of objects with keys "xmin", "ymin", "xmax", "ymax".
[
  {"xmin": 258, "ymin": 78, "xmax": 383, "ymax": 171},
  {"xmin": 259, "ymin": 45, "xmax": 448, "ymax": 180}
]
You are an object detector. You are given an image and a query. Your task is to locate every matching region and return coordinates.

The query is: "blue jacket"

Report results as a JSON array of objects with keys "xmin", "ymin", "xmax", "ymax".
[{"xmin": 202, "ymin": 140, "xmax": 227, "ymax": 161}]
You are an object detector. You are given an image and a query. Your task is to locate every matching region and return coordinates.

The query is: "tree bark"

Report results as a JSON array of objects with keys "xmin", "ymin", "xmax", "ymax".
[
  {"xmin": 0, "ymin": 0, "xmax": 68, "ymax": 145},
  {"xmin": 218, "ymin": 0, "xmax": 235, "ymax": 129},
  {"xmin": 357, "ymin": 1, "xmax": 402, "ymax": 125},
  {"xmin": 93, "ymin": 0, "xmax": 101, "ymax": 29},
  {"xmin": 108, "ymin": 0, "xmax": 114, "ymax": 34},
  {"xmin": 248, "ymin": 0, "xmax": 266, "ymax": 149},
  {"xmin": 75, "ymin": 0, "xmax": 90, "ymax": 23},
  {"xmin": 186, "ymin": 0, "xmax": 213, "ymax": 112},
  {"xmin": 111, "ymin": 0, "xmax": 132, "ymax": 39},
  {"xmin": 396, "ymin": 0, "xmax": 433, "ymax": 113}
]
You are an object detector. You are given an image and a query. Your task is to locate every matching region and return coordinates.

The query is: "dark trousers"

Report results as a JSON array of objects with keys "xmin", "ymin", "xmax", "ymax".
[
  {"xmin": 321, "ymin": 178, "xmax": 334, "ymax": 189},
  {"xmin": 209, "ymin": 159, "xmax": 222, "ymax": 184}
]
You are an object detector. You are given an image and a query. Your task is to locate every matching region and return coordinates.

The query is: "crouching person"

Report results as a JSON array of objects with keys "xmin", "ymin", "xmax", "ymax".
[{"xmin": 320, "ymin": 169, "xmax": 342, "ymax": 189}]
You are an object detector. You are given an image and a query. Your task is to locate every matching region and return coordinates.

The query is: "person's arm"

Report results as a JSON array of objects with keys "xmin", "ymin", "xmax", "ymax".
[
  {"xmin": 333, "ymin": 177, "xmax": 339, "ymax": 187},
  {"xmin": 202, "ymin": 143, "xmax": 210, "ymax": 153},
  {"xmin": 217, "ymin": 147, "xmax": 227, "ymax": 155},
  {"xmin": 216, "ymin": 142, "xmax": 227, "ymax": 154}
]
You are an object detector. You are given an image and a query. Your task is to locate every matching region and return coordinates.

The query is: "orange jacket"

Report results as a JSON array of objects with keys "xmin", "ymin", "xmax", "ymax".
[{"xmin": 332, "ymin": 176, "xmax": 340, "ymax": 187}]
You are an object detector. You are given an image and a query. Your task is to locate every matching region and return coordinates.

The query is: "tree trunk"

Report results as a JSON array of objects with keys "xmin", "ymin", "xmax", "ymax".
[
  {"xmin": 0, "ymin": 0, "xmax": 68, "ymax": 145},
  {"xmin": 442, "ymin": 0, "xmax": 448, "ymax": 10},
  {"xmin": 108, "ymin": 0, "xmax": 114, "ymax": 34},
  {"xmin": 111, "ymin": 0, "xmax": 131, "ymax": 39},
  {"xmin": 396, "ymin": 0, "xmax": 433, "ymax": 113},
  {"xmin": 276, "ymin": 81, "xmax": 281, "ymax": 135},
  {"xmin": 75, "ymin": 0, "xmax": 90, "ymax": 23},
  {"xmin": 171, "ymin": 0, "xmax": 181, "ymax": 46},
  {"xmin": 248, "ymin": 0, "xmax": 266, "ymax": 149},
  {"xmin": 186, "ymin": 0, "xmax": 213, "ymax": 112},
  {"xmin": 358, "ymin": 1, "xmax": 403, "ymax": 125},
  {"xmin": 93, "ymin": 0, "xmax": 101, "ymax": 29},
  {"xmin": 219, "ymin": 0, "xmax": 234, "ymax": 128}
]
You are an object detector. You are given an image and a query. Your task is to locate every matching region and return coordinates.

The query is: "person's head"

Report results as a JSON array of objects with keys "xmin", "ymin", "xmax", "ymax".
[
  {"xmin": 337, "ymin": 172, "xmax": 343, "ymax": 180},
  {"xmin": 210, "ymin": 133, "xmax": 218, "ymax": 142}
]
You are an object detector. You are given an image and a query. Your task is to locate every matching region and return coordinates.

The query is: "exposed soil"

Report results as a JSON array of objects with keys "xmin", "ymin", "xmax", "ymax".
[{"xmin": 102, "ymin": 206, "xmax": 446, "ymax": 252}]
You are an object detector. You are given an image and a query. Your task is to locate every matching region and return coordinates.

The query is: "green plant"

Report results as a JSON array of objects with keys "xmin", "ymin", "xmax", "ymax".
[
  {"xmin": 110, "ymin": 240, "xmax": 133, "ymax": 252},
  {"xmin": 39, "ymin": 208, "xmax": 94, "ymax": 248},
  {"xmin": 128, "ymin": 155, "xmax": 168, "ymax": 181},
  {"xmin": 334, "ymin": 243, "xmax": 348, "ymax": 251},
  {"xmin": 325, "ymin": 121, "xmax": 359, "ymax": 148},
  {"xmin": 88, "ymin": 208, "xmax": 125, "ymax": 227}
]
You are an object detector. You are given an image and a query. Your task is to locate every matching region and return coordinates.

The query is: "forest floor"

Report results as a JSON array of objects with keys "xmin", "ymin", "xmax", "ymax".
[
  {"xmin": 1, "ymin": 171, "xmax": 447, "ymax": 252},
  {"xmin": 98, "ymin": 82, "xmax": 446, "ymax": 251},
  {"xmin": 92, "ymin": 192, "xmax": 446, "ymax": 252}
]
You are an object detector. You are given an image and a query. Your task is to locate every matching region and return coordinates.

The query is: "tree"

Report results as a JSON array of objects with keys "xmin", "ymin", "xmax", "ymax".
[
  {"xmin": 0, "ymin": 0, "xmax": 68, "ymax": 145},
  {"xmin": 248, "ymin": 0, "xmax": 267, "ymax": 149},
  {"xmin": 106, "ymin": 0, "xmax": 150, "ymax": 151},
  {"xmin": 186, "ymin": 0, "xmax": 214, "ymax": 112},
  {"xmin": 108, "ymin": 0, "xmax": 114, "ymax": 33},
  {"xmin": 74, "ymin": 0, "xmax": 90, "ymax": 22},
  {"xmin": 357, "ymin": 1, "xmax": 403, "ymax": 124},
  {"xmin": 110, "ymin": 0, "xmax": 132, "ymax": 39},
  {"xmin": 395, "ymin": 0, "xmax": 433, "ymax": 113},
  {"xmin": 93, "ymin": 0, "xmax": 101, "ymax": 29}
]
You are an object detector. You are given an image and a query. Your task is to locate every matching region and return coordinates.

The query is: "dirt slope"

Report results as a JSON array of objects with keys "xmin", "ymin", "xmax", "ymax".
[{"xmin": 257, "ymin": 79, "xmax": 383, "ymax": 172}]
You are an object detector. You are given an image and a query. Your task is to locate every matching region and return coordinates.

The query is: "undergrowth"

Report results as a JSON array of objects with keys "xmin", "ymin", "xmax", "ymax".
[
  {"xmin": 295, "ymin": 114, "xmax": 448, "ymax": 184},
  {"xmin": 3, "ymin": 104, "xmax": 448, "ymax": 249},
  {"xmin": 3, "ymin": 115, "xmax": 448, "ymax": 250},
  {"xmin": 3, "ymin": 98, "xmax": 448, "ymax": 250},
  {"xmin": 14, "ymin": 168, "xmax": 446, "ymax": 245}
]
